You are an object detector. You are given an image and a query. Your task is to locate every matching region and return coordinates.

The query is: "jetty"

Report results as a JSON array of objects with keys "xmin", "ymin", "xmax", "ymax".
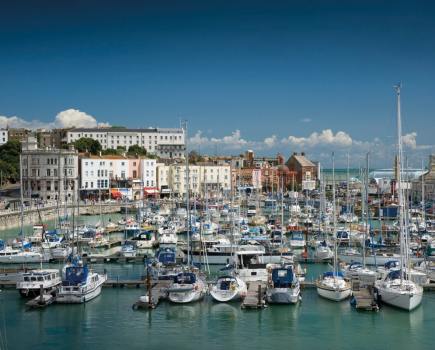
[
  {"xmin": 241, "ymin": 281, "xmax": 267, "ymax": 309},
  {"xmin": 350, "ymin": 278, "xmax": 379, "ymax": 311}
]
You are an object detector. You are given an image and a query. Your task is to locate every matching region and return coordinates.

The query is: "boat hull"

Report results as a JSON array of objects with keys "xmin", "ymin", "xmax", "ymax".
[
  {"xmin": 374, "ymin": 283, "xmax": 423, "ymax": 311},
  {"xmin": 266, "ymin": 287, "xmax": 300, "ymax": 304}
]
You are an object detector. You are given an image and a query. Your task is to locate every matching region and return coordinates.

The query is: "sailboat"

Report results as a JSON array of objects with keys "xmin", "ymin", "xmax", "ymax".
[
  {"xmin": 374, "ymin": 84, "xmax": 423, "ymax": 311},
  {"xmin": 210, "ymin": 275, "xmax": 247, "ymax": 302},
  {"xmin": 316, "ymin": 152, "xmax": 351, "ymax": 301},
  {"xmin": 167, "ymin": 121, "xmax": 207, "ymax": 304}
]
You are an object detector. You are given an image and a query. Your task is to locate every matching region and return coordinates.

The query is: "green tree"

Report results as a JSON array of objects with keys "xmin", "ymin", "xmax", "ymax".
[
  {"xmin": 188, "ymin": 150, "xmax": 204, "ymax": 164},
  {"xmin": 127, "ymin": 144, "xmax": 147, "ymax": 156},
  {"xmin": 0, "ymin": 139, "xmax": 21, "ymax": 182},
  {"xmin": 73, "ymin": 137, "xmax": 102, "ymax": 154},
  {"xmin": 102, "ymin": 148, "xmax": 120, "ymax": 156}
]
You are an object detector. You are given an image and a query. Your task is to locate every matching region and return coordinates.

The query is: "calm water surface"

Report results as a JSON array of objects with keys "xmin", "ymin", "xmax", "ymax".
[{"xmin": 0, "ymin": 287, "xmax": 433, "ymax": 350}]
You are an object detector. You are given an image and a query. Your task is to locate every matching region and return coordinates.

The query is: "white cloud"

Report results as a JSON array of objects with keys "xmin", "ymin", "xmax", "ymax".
[
  {"xmin": 300, "ymin": 117, "xmax": 312, "ymax": 123},
  {"xmin": 282, "ymin": 129, "xmax": 353, "ymax": 148},
  {"xmin": 263, "ymin": 135, "xmax": 277, "ymax": 148},
  {"xmin": 402, "ymin": 132, "xmax": 417, "ymax": 149},
  {"xmin": 0, "ymin": 109, "xmax": 110, "ymax": 130}
]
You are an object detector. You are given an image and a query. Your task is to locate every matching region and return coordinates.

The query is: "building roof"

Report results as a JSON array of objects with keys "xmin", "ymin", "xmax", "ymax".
[
  {"xmin": 69, "ymin": 127, "xmax": 183, "ymax": 133},
  {"xmin": 292, "ymin": 155, "xmax": 315, "ymax": 167}
]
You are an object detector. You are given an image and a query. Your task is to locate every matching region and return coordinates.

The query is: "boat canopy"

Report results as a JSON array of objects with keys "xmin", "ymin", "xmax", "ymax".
[
  {"xmin": 175, "ymin": 272, "xmax": 196, "ymax": 284},
  {"xmin": 323, "ymin": 271, "xmax": 344, "ymax": 278},
  {"xmin": 349, "ymin": 262, "xmax": 363, "ymax": 269},
  {"xmin": 272, "ymin": 268, "xmax": 294, "ymax": 287},
  {"xmin": 64, "ymin": 265, "xmax": 89, "ymax": 286},
  {"xmin": 0, "ymin": 240, "xmax": 4, "ymax": 251},
  {"xmin": 386, "ymin": 269, "xmax": 401, "ymax": 280},
  {"xmin": 156, "ymin": 248, "xmax": 176, "ymax": 265},
  {"xmin": 384, "ymin": 260, "xmax": 400, "ymax": 269}
]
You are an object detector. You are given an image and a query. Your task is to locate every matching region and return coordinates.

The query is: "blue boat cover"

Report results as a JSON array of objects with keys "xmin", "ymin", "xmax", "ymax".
[
  {"xmin": 323, "ymin": 271, "xmax": 344, "ymax": 278},
  {"xmin": 384, "ymin": 260, "xmax": 400, "ymax": 269},
  {"xmin": 175, "ymin": 272, "xmax": 196, "ymax": 284},
  {"xmin": 272, "ymin": 268, "xmax": 294, "ymax": 288},
  {"xmin": 156, "ymin": 248, "xmax": 176, "ymax": 265},
  {"xmin": 64, "ymin": 265, "xmax": 89, "ymax": 286},
  {"xmin": 0, "ymin": 240, "xmax": 4, "ymax": 250},
  {"xmin": 387, "ymin": 269, "xmax": 401, "ymax": 280},
  {"xmin": 349, "ymin": 262, "xmax": 363, "ymax": 269}
]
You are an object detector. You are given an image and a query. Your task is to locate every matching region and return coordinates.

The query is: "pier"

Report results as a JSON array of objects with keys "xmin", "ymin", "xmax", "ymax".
[{"xmin": 241, "ymin": 281, "xmax": 267, "ymax": 309}]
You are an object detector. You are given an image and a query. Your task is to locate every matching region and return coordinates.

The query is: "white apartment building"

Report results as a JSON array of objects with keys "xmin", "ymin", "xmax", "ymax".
[
  {"xmin": 0, "ymin": 129, "xmax": 8, "ymax": 145},
  {"xmin": 157, "ymin": 163, "xmax": 232, "ymax": 197},
  {"xmin": 21, "ymin": 137, "xmax": 79, "ymax": 201},
  {"xmin": 80, "ymin": 156, "xmax": 159, "ymax": 198},
  {"xmin": 141, "ymin": 159, "xmax": 157, "ymax": 188},
  {"xmin": 66, "ymin": 127, "xmax": 185, "ymax": 159}
]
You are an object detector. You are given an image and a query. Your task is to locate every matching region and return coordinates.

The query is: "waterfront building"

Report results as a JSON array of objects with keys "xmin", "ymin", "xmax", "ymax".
[
  {"xmin": 411, "ymin": 154, "xmax": 435, "ymax": 204},
  {"xmin": 0, "ymin": 128, "xmax": 8, "ymax": 145},
  {"xmin": 66, "ymin": 127, "xmax": 185, "ymax": 159},
  {"xmin": 79, "ymin": 155, "xmax": 159, "ymax": 200},
  {"xmin": 8, "ymin": 128, "xmax": 32, "ymax": 142},
  {"xmin": 285, "ymin": 152, "xmax": 317, "ymax": 190},
  {"xmin": 156, "ymin": 162, "xmax": 231, "ymax": 197},
  {"xmin": 21, "ymin": 137, "xmax": 79, "ymax": 202}
]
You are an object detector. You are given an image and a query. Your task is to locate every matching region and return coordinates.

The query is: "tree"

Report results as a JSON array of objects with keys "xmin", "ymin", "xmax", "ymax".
[
  {"xmin": 73, "ymin": 138, "xmax": 102, "ymax": 154},
  {"xmin": 0, "ymin": 139, "xmax": 21, "ymax": 182},
  {"xmin": 127, "ymin": 144, "xmax": 147, "ymax": 156},
  {"xmin": 188, "ymin": 150, "xmax": 204, "ymax": 164},
  {"xmin": 101, "ymin": 148, "xmax": 120, "ymax": 156}
]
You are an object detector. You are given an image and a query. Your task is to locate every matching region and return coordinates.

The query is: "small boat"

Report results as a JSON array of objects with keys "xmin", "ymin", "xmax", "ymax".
[
  {"xmin": 167, "ymin": 271, "xmax": 207, "ymax": 304},
  {"xmin": 314, "ymin": 241, "xmax": 334, "ymax": 261},
  {"xmin": 316, "ymin": 271, "xmax": 352, "ymax": 301},
  {"xmin": 16, "ymin": 269, "xmax": 62, "ymax": 298},
  {"xmin": 57, "ymin": 263, "xmax": 107, "ymax": 304},
  {"xmin": 266, "ymin": 263, "xmax": 301, "ymax": 304},
  {"xmin": 210, "ymin": 275, "xmax": 247, "ymax": 302},
  {"xmin": 289, "ymin": 231, "xmax": 306, "ymax": 249},
  {"xmin": 341, "ymin": 262, "xmax": 378, "ymax": 284},
  {"xmin": 121, "ymin": 243, "xmax": 137, "ymax": 258},
  {"xmin": 0, "ymin": 246, "xmax": 44, "ymax": 264},
  {"xmin": 132, "ymin": 230, "xmax": 157, "ymax": 249}
]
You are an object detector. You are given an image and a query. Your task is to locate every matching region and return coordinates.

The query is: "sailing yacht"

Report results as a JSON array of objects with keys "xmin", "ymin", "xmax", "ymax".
[
  {"xmin": 317, "ymin": 153, "xmax": 351, "ymax": 302},
  {"xmin": 374, "ymin": 84, "xmax": 423, "ymax": 311},
  {"xmin": 210, "ymin": 275, "xmax": 247, "ymax": 302}
]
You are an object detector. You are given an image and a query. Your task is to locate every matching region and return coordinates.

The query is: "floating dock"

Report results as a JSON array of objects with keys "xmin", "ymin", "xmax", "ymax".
[
  {"xmin": 350, "ymin": 278, "xmax": 379, "ymax": 311},
  {"xmin": 241, "ymin": 281, "xmax": 267, "ymax": 309}
]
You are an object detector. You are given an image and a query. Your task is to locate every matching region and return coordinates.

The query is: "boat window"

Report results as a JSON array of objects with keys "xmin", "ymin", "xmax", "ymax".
[
  {"xmin": 24, "ymin": 277, "xmax": 29, "ymax": 281},
  {"xmin": 31, "ymin": 277, "xmax": 36, "ymax": 281},
  {"xmin": 73, "ymin": 287, "xmax": 79, "ymax": 291},
  {"xmin": 38, "ymin": 277, "xmax": 43, "ymax": 281}
]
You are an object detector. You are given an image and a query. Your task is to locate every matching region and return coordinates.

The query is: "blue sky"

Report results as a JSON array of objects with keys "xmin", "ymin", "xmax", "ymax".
[{"xmin": 0, "ymin": 0, "xmax": 434, "ymax": 167}]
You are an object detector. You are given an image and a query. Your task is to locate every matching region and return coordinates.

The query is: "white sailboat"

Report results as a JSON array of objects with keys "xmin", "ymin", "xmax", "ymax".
[
  {"xmin": 374, "ymin": 84, "xmax": 423, "ymax": 311},
  {"xmin": 167, "ymin": 121, "xmax": 207, "ymax": 304},
  {"xmin": 316, "ymin": 152, "xmax": 351, "ymax": 301},
  {"xmin": 210, "ymin": 275, "xmax": 247, "ymax": 302}
]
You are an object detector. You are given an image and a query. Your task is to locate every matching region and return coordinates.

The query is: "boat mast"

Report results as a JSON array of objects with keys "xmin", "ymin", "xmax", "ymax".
[
  {"xmin": 363, "ymin": 152, "xmax": 369, "ymax": 267},
  {"xmin": 332, "ymin": 152, "xmax": 337, "ymax": 276},
  {"xmin": 395, "ymin": 83, "xmax": 405, "ymax": 284},
  {"xmin": 19, "ymin": 154, "xmax": 24, "ymax": 239},
  {"xmin": 183, "ymin": 120, "xmax": 191, "ymax": 267}
]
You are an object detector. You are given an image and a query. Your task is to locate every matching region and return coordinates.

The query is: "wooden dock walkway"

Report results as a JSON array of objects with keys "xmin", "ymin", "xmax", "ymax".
[
  {"xmin": 351, "ymin": 279, "xmax": 379, "ymax": 311},
  {"xmin": 241, "ymin": 281, "xmax": 267, "ymax": 309}
]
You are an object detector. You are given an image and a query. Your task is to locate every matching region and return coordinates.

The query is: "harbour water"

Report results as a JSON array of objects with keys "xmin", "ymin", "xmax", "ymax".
[
  {"xmin": 0, "ymin": 213, "xmax": 433, "ymax": 350},
  {"xmin": 0, "ymin": 285, "xmax": 432, "ymax": 350}
]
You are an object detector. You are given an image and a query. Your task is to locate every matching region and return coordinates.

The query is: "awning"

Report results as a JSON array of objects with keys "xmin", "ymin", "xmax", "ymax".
[
  {"xmin": 111, "ymin": 189, "xmax": 122, "ymax": 199},
  {"xmin": 144, "ymin": 187, "xmax": 159, "ymax": 195}
]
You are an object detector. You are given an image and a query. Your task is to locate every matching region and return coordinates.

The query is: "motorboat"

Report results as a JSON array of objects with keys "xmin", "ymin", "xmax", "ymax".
[
  {"xmin": 266, "ymin": 263, "xmax": 301, "ymax": 304},
  {"xmin": 16, "ymin": 269, "xmax": 61, "ymax": 297}
]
